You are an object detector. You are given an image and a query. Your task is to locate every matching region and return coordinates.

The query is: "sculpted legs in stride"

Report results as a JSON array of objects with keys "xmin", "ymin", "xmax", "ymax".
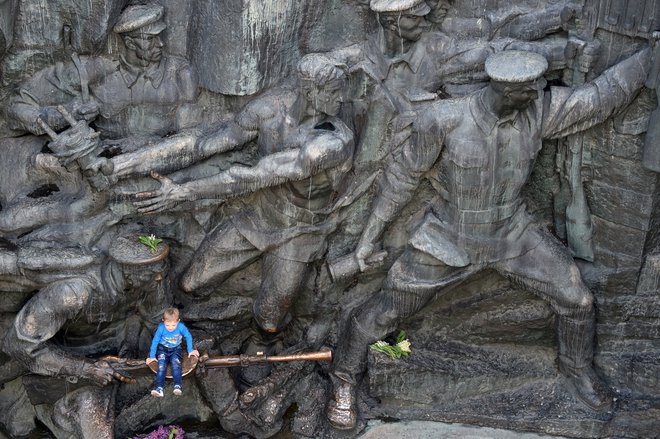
[{"xmin": 326, "ymin": 47, "xmax": 653, "ymax": 430}]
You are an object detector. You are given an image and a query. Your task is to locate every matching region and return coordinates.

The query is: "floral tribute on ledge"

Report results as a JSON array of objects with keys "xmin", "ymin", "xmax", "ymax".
[
  {"xmin": 369, "ymin": 330, "xmax": 411, "ymax": 360},
  {"xmin": 131, "ymin": 424, "xmax": 185, "ymax": 439}
]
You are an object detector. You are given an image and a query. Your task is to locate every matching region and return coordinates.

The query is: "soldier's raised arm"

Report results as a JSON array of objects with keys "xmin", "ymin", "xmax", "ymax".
[{"xmin": 542, "ymin": 46, "xmax": 651, "ymax": 140}]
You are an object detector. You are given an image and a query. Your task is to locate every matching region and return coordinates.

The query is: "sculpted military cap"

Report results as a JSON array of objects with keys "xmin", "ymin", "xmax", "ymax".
[
  {"xmin": 370, "ymin": 0, "xmax": 431, "ymax": 15},
  {"xmin": 485, "ymin": 50, "xmax": 548, "ymax": 83},
  {"xmin": 114, "ymin": 3, "xmax": 166, "ymax": 35},
  {"xmin": 109, "ymin": 235, "xmax": 169, "ymax": 265}
]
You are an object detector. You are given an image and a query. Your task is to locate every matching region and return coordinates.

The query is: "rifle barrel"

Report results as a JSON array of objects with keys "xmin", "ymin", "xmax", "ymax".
[{"xmin": 202, "ymin": 350, "xmax": 332, "ymax": 368}]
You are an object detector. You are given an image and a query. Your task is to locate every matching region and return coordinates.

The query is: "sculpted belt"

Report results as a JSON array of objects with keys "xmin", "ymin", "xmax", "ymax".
[{"xmin": 443, "ymin": 200, "xmax": 520, "ymax": 224}]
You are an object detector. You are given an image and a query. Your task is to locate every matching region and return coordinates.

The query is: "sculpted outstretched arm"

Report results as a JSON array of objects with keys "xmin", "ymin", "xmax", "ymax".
[
  {"xmin": 111, "ymin": 120, "xmax": 258, "ymax": 179},
  {"xmin": 354, "ymin": 109, "xmax": 445, "ymax": 268},
  {"xmin": 133, "ymin": 129, "xmax": 353, "ymax": 213},
  {"xmin": 3, "ymin": 279, "xmax": 90, "ymax": 377}
]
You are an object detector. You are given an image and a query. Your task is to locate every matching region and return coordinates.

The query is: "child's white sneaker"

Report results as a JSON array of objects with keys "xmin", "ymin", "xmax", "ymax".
[
  {"xmin": 151, "ymin": 387, "xmax": 164, "ymax": 397},
  {"xmin": 173, "ymin": 385, "xmax": 182, "ymax": 396}
]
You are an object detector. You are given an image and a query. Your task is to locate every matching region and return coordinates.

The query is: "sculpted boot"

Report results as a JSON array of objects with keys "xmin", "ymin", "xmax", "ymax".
[
  {"xmin": 325, "ymin": 313, "xmax": 376, "ymax": 430},
  {"xmin": 326, "ymin": 376, "xmax": 357, "ymax": 430},
  {"xmin": 557, "ymin": 310, "xmax": 612, "ymax": 410}
]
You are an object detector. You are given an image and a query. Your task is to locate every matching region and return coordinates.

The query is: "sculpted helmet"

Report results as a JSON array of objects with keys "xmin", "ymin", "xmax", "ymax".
[
  {"xmin": 485, "ymin": 50, "xmax": 548, "ymax": 83},
  {"xmin": 370, "ymin": 0, "xmax": 431, "ymax": 15},
  {"xmin": 113, "ymin": 3, "xmax": 167, "ymax": 35}
]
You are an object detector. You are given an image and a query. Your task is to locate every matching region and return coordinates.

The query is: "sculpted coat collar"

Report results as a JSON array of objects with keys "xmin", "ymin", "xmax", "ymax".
[
  {"xmin": 471, "ymin": 88, "xmax": 529, "ymax": 135},
  {"xmin": 364, "ymin": 29, "xmax": 426, "ymax": 80},
  {"xmin": 119, "ymin": 54, "xmax": 165, "ymax": 89}
]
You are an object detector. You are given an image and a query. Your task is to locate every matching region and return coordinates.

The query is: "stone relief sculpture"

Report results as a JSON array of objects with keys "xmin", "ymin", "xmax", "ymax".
[
  {"xmin": 0, "ymin": 3, "xmax": 199, "ymax": 238},
  {"xmin": 0, "ymin": 0, "xmax": 659, "ymax": 438},
  {"xmin": 329, "ymin": 0, "xmax": 571, "ymax": 172}
]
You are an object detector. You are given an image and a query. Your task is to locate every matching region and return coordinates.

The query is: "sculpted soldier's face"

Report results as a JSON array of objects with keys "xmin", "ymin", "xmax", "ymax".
[
  {"xmin": 383, "ymin": 13, "xmax": 429, "ymax": 42},
  {"xmin": 426, "ymin": 0, "xmax": 451, "ymax": 24},
  {"xmin": 492, "ymin": 80, "xmax": 539, "ymax": 111},
  {"xmin": 124, "ymin": 32, "xmax": 164, "ymax": 63},
  {"xmin": 309, "ymin": 78, "xmax": 345, "ymax": 117}
]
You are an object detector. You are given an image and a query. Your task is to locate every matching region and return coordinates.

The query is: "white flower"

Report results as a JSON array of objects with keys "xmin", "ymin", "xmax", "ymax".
[{"xmin": 396, "ymin": 339, "xmax": 411, "ymax": 353}]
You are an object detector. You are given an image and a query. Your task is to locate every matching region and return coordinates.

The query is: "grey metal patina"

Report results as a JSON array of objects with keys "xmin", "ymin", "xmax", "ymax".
[{"xmin": 0, "ymin": 0, "xmax": 659, "ymax": 438}]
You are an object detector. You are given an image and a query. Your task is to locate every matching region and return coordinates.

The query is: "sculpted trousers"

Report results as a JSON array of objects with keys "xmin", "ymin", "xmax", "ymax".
[
  {"xmin": 181, "ymin": 220, "xmax": 311, "ymax": 332},
  {"xmin": 333, "ymin": 229, "xmax": 595, "ymax": 384}
]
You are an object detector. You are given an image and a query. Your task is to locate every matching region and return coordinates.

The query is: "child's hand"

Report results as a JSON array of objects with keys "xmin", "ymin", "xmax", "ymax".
[
  {"xmin": 146, "ymin": 357, "xmax": 157, "ymax": 364},
  {"xmin": 189, "ymin": 349, "xmax": 199, "ymax": 358}
]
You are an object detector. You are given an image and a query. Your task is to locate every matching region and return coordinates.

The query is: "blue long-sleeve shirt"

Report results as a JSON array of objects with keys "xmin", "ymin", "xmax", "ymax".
[{"xmin": 149, "ymin": 322, "xmax": 194, "ymax": 358}]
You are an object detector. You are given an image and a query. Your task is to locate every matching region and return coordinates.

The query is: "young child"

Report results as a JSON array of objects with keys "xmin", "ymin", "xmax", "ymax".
[{"xmin": 146, "ymin": 307, "xmax": 199, "ymax": 397}]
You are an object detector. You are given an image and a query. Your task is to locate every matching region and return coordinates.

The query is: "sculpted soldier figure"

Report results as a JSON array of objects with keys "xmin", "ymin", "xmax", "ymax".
[
  {"xmin": 325, "ymin": 48, "xmax": 652, "ymax": 430},
  {"xmin": 2, "ymin": 236, "xmax": 170, "ymax": 438},
  {"xmin": 0, "ymin": 3, "xmax": 198, "ymax": 236},
  {"xmin": 133, "ymin": 54, "xmax": 354, "ymax": 339},
  {"xmin": 7, "ymin": 2, "xmax": 198, "ymax": 142},
  {"xmin": 330, "ymin": 0, "xmax": 570, "ymax": 171}
]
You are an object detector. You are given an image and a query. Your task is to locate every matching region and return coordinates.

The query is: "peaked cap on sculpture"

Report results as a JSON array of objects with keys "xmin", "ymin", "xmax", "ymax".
[
  {"xmin": 370, "ymin": 0, "xmax": 431, "ymax": 16},
  {"xmin": 485, "ymin": 50, "xmax": 549, "ymax": 83},
  {"xmin": 114, "ymin": 3, "xmax": 166, "ymax": 35}
]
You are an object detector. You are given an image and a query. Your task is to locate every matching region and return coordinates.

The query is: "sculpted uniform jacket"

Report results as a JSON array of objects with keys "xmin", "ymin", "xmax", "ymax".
[
  {"xmin": 221, "ymin": 88, "xmax": 355, "ymax": 263},
  {"xmin": 371, "ymin": 49, "xmax": 650, "ymax": 268}
]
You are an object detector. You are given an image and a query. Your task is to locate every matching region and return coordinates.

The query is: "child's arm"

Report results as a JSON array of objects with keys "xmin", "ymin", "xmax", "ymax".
[
  {"xmin": 146, "ymin": 324, "xmax": 163, "ymax": 364},
  {"xmin": 180, "ymin": 323, "xmax": 199, "ymax": 357}
]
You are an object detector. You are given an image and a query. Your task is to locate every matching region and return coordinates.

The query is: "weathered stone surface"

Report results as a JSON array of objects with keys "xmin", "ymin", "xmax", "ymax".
[
  {"xmin": 636, "ymin": 252, "xmax": 660, "ymax": 294},
  {"xmin": 368, "ymin": 342, "xmax": 557, "ymax": 404},
  {"xmin": 1, "ymin": 0, "xmax": 129, "ymax": 82},
  {"xmin": 599, "ymin": 295, "xmax": 660, "ymax": 320},
  {"xmin": 1, "ymin": 1, "xmax": 659, "ymax": 438},
  {"xmin": 586, "ymin": 181, "xmax": 654, "ymax": 231},
  {"xmin": 189, "ymin": 0, "xmax": 323, "ymax": 95},
  {"xmin": 586, "ymin": 122, "xmax": 645, "ymax": 162},
  {"xmin": 590, "ymin": 150, "xmax": 657, "ymax": 197},
  {"xmin": 591, "ymin": 216, "xmax": 647, "ymax": 260},
  {"xmin": 596, "ymin": 351, "xmax": 660, "ymax": 397},
  {"xmin": 0, "ymin": 378, "xmax": 36, "ymax": 437},
  {"xmin": 358, "ymin": 420, "xmax": 569, "ymax": 439}
]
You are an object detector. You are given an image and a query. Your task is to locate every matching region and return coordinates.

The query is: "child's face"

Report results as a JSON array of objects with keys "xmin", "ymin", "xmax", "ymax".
[{"xmin": 163, "ymin": 318, "xmax": 179, "ymax": 331}]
